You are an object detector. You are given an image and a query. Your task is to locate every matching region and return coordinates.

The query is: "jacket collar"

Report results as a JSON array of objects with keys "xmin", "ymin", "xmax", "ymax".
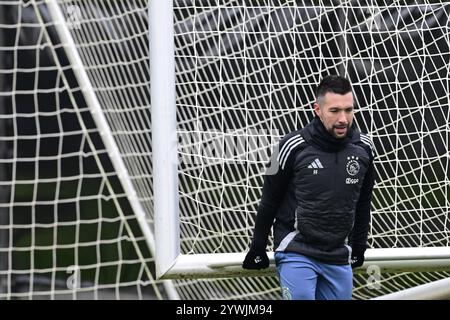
[{"xmin": 306, "ymin": 116, "xmax": 356, "ymax": 152}]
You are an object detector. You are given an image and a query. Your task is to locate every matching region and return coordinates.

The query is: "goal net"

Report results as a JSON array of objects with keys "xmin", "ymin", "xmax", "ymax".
[
  {"xmin": 0, "ymin": 0, "xmax": 448, "ymax": 299},
  {"xmin": 0, "ymin": 0, "xmax": 167, "ymax": 299}
]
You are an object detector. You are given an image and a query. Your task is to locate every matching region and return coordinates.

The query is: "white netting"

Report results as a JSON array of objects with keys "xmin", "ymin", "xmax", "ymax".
[
  {"xmin": 0, "ymin": 0, "xmax": 164, "ymax": 299},
  {"xmin": 0, "ymin": 0, "xmax": 449, "ymax": 300}
]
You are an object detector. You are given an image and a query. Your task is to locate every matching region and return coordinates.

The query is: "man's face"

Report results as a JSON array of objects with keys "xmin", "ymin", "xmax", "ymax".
[{"xmin": 314, "ymin": 92, "xmax": 354, "ymax": 139}]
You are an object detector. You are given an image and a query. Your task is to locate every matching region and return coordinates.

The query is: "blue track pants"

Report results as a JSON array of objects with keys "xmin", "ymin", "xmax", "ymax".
[{"xmin": 275, "ymin": 251, "xmax": 353, "ymax": 300}]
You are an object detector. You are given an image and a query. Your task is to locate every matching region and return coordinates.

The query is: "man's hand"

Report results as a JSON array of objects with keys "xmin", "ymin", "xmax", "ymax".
[
  {"xmin": 242, "ymin": 248, "xmax": 269, "ymax": 270},
  {"xmin": 350, "ymin": 247, "xmax": 365, "ymax": 269}
]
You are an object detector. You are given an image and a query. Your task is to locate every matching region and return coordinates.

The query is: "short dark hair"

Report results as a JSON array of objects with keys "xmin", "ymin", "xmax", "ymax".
[{"xmin": 316, "ymin": 75, "xmax": 352, "ymax": 99}]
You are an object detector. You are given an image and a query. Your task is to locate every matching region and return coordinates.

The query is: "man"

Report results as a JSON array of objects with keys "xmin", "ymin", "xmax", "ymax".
[{"xmin": 242, "ymin": 75, "xmax": 375, "ymax": 300}]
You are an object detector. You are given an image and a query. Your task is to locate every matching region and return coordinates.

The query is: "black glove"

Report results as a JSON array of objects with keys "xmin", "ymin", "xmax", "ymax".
[
  {"xmin": 350, "ymin": 247, "xmax": 366, "ymax": 269},
  {"xmin": 242, "ymin": 248, "xmax": 269, "ymax": 270}
]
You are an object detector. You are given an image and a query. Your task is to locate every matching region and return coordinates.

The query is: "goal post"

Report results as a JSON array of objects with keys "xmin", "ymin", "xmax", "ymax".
[
  {"xmin": 374, "ymin": 276, "xmax": 450, "ymax": 300},
  {"xmin": 149, "ymin": 0, "xmax": 180, "ymax": 279},
  {"xmin": 155, "ymin": 249, "xmax": 450, "ymax": 280}
]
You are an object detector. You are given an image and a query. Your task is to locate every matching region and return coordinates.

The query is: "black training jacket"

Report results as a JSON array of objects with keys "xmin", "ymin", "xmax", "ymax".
[{"xmin": 251, "ymin": 116, "xmax": 375, "ymax": 265}]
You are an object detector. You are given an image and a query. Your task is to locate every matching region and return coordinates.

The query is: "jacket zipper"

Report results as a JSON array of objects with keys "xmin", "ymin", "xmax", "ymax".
[{"xmin": 334, "ymin": 151, "xmax": 338, "ymax": 201}]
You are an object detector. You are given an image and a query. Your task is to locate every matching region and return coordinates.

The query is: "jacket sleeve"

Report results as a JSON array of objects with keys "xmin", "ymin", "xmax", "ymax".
[
  {"xmin": 350, "ymin": 157, "xmax": 376, "ymax": 251},
  {"xmin": 249, "ymin": 136, "xmax": 299, "ymax": 251}
]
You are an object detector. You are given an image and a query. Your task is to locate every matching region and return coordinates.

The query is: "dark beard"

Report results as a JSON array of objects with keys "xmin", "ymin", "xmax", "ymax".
[{"xmin": 329, "ymin": 124, "xmax": 349, "ymax": 139}]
